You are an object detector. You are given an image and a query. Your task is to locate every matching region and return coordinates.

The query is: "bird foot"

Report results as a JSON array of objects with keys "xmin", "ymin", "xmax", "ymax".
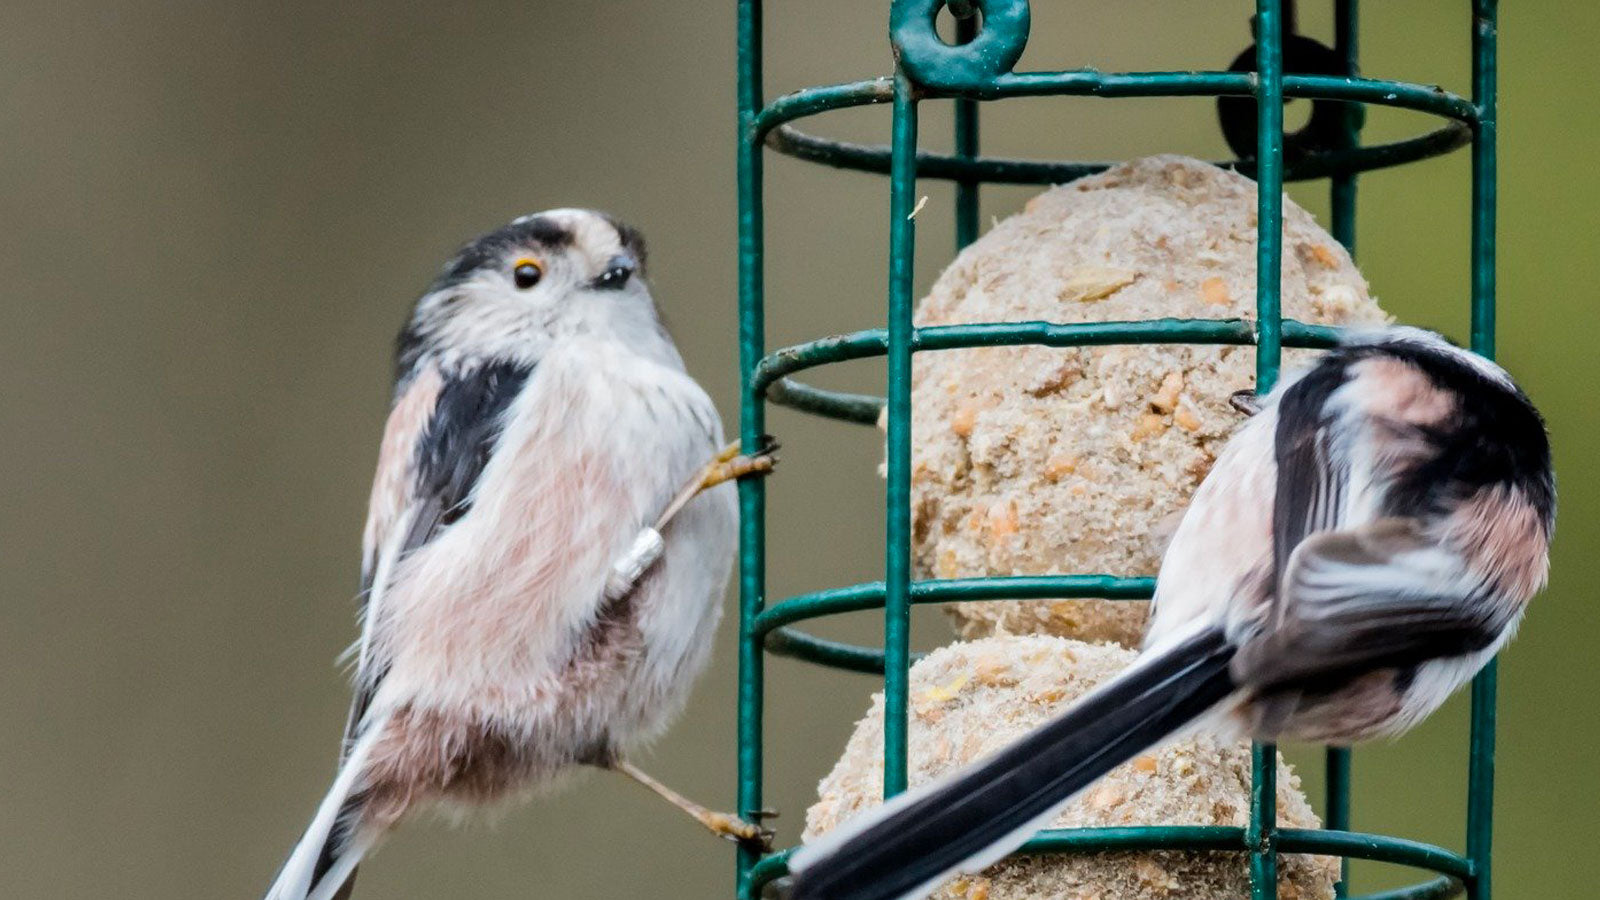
[
  {"xmin": 1230, "ymin": 389, "xmax": 1264, "ymax": 417},
  {"xmin": 696, "ymin": 808, "xmax": 776, "ymax": 852},
  {"xmin": 699, "ymin": 437, "xmax": 779, "ymax": 492}
]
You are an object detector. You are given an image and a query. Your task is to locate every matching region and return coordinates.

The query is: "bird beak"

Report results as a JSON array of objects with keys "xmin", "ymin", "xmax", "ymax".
[
  {"xmin": 593, "ymin": 253, "xmax": 638, "ymax": 290},
  {"xmin": 605, "ymin": 253, "xmax": 637, "ymax": 277}
]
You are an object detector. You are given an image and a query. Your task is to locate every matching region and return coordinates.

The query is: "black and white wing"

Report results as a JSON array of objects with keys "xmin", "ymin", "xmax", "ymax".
[
  {"xmin": 1236, "ymin": 360, "xmax": 1508, "ymax": 691},
  {"xmin": 346, "ymin": 359, "xmax": 535, "ymax": 746},
  {"xmin": 1232, "ymin": 518, "xmax": 1507, "ymax": 691},
  {"xmin": 1269, "ymin": 363, "xmax": 1351, "ymax": 590}
]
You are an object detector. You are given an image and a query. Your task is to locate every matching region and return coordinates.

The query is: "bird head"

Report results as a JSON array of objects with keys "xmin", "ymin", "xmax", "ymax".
[{"xmin": 399, "ymin": 208, "xmax": 662, "ymax": 374}]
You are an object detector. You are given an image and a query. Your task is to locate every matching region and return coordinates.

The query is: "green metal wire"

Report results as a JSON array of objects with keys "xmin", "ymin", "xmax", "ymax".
[
  {"xmin": 952, "ymin": 8, "xmax": 980, "ymax": 251},
  {"xmin": 767, "ymin": 117, "xmax": 1467, "ymax": 185},
  {"xmin": 1466, "ymin": 5, "xmax": 1499, "ymax": 900},
  {"xmin": 1250, "ymin": 3, "xmax": 1286, "ymax": 896},
  {"xmin": 734, "ymin": 0, "xmax": 766, "ymax": 892},
  {"xmin": 740, "ymin": 827, "xmax": 1475, "ymax": 897},
  {"xmin": 755, "ymin": 575, "xmax": 1154, "ymax": 672},
  {"xmin": 755, "ymin": 575, "xmax": 1155, "ymax": 636},
  {"xmin": 753, "ymin": 73, "xmax": 1479, "ymax": 139},
  {"xmin": 734, "ymin": 1, "xmax": 1498, "ymax": 898},
  {"xmin": 1327, "ymin": 3, "xmax": 1360, "ymax": 893},
  {"xmin": 883, "ymin": 71, "xmax": 919, "ymax": 801},
  {"xmin": 752, "ymin": 318, "xmax": 1343, "ymax": 419}
]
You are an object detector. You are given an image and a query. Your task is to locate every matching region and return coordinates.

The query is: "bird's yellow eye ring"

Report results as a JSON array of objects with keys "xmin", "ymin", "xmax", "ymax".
[{"xmin": 512, "ymin": 259, "xmax": 543, "ymax": 290}]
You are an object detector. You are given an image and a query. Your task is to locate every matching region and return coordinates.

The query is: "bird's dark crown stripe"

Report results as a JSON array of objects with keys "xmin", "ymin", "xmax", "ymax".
[
  {"xmin": 396, "ymin": 217, "xmax": 586, "ymax": 377},
  {"xmin": 427, "ymin": 217, "xmax": 577, "ymax": 293},
  {"xmin": 1276, "ymin": 338, "xmax": 1553, "ymax": 535},
  {"xmin": 1342, "ymin": 339, "xmax": 1552, "ymax": 526}
]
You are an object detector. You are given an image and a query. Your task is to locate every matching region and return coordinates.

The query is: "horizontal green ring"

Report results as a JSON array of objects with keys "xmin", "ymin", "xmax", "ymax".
[
  {"xmin": 767, "ymin": 119, "xmax": 1469, "ymax": 185},
  {"xmin": 1359, "ymin": 876, "xmax": 1463, "ymax": 900},
  {"xmin": 751, "ymin": 575, "xmax": 1155, "ymax": 638},
  {"xmin": 766, "ymin": 377, "xmax": 882, "ymax": 425},
  {"xmin": 742, "ymin": 829, "xmax": 1471, "ymax": 899},
  {"xmin": 764, "ymin": 628, "xmax": 900, "ymax": 674},
  {"xmin": 753, "ymin": 77, "xmax": 893, "ymax": 139},
  {"xmin": 751, "ymin": 318, "xmax": 1343, "ymax": 415},
  {"xmin": 995, "ymin": 72, "xmax": 1476, "ymax": 120},
  {"xmin": 752, "ymin": 72, "xmax": 1478, "ymax": 142},
  {"xmin": 1278, "ymin": 829, "xmax": 1474, "ymax": 881}
]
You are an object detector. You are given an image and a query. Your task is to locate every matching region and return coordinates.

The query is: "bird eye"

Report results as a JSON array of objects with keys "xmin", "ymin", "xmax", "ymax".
[
  {"xmin": 512, "ymin": 259, "xmax": 543, "ymax": 289},
  {"xmin": 595, "ymin": 266, "xmax": 632, "ymax": 290}
]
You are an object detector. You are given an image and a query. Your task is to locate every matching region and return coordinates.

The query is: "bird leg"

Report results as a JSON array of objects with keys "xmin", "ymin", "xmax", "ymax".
[
  {"xmin": 1230, "ymin": 389, "xmax": 1264, "ymax": 417},
  {"xmin": 609, "ymin": 760, "xmax": 775, "ymax": 851},
  {"xmin": 604, "ymin": 438, "xmax": 778, "ymax": 602},
  {"xmin": 662, "ymin": 437, "xmax": 779, "ymax": 523}
]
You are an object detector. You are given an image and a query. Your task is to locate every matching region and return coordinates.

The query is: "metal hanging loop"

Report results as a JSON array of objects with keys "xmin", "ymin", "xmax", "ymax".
[{"xmin": 890, "ymin": 0, "xmax": 1030, "ymax": 91}]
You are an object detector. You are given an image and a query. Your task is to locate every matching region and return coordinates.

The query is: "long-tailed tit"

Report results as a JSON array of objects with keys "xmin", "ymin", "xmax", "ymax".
[
  {"xmin": 788, "ymin": 326, "xmax": 1553, "ymax": 900},
  {"xmin": 262, "ymin": 210, "xmax": 775, "ymax": 900}
]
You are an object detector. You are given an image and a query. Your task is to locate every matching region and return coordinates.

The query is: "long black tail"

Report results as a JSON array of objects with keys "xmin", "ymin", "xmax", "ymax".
[
  {"xmin": 262, "ymin": 719, "xmax": 386, "ymax": 900},
  {"xmin": 787, "ymin": 628, "xmax": 1238, "ymax": 900}
]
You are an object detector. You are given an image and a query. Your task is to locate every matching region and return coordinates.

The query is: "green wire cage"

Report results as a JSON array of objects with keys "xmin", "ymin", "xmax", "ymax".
[{"xmin": 733, "ymin": 2, "xmax": 1499, "ymax": 899}]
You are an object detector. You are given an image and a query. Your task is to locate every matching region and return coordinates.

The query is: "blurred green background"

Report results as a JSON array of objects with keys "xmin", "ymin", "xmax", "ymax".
[{"xmin": 1, "ymin": 2, "xmax": 1594, "ymax": 898}]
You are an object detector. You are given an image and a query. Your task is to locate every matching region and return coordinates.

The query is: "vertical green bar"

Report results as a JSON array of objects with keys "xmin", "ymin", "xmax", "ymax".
[
  {"xmin": 953, "ymin": 10, "xmax": 980, "ymax": 251},
  {"xmin": 735, "ymin": 0, "xmax": 766, "ymax": 893},
  {"xmin": 1466, "ymin": 665, "xmax": 1497, "ymax": 900},
  {"xmin": 883, "ymin": 72, "xmax": 919, "ymax": 800},
  {"xmin": 1254, "ymin": 0, "xmax": 1284, "ymax": 394},
  {"xmin": 1466, "ymin": 4, "xmax": 1498, "ymax": 899},
  {"xmin": 1330, "ymin": 0, "xmax": 1359, "ymax": 255},
  {"xmin": 1249, "ymin": 743, "xmax": 1279, "ymax": 899},
  {"xmin": 1327, "ymin": 3, "xmax": 1359, "ymax": 896},
  {"xmin": 1470, "ymin": 0, "xmax": 1498, "ymax": 359},
  {"xmin": 1324, "ymin": 746, "xmax": 1351, "ymax": 898},
  {"xmin": 1251, "ymin": 1, "xmax": 1284, "ymax": 898}
]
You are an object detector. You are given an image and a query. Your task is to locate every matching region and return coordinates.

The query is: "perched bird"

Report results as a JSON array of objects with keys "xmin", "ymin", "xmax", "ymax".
[
  {"xmin": 788, "ymin": 327, "xmax": 1554, "ymax": 900},
  {"xmin": 263, "ymin": 209, "xmax": 774, "ymax": 900}
]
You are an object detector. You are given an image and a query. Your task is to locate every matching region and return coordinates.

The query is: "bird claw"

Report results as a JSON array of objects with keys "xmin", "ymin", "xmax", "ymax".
[
  {"xmin": 700, "ymin": 437, "xmax": 780, "ymax": 491},
  {"xmin": 609, "ymin": 760, "xmax": 777, "ymax": 853},
  {"xmin": 702, "ymin": 810, "xmax": 775, "ymax": 852}
]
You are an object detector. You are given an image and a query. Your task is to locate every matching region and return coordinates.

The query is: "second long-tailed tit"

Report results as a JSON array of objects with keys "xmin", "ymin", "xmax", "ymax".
[{"xmin": 788, "ymin": 326, "xmax": 1554, "ymax": 900}]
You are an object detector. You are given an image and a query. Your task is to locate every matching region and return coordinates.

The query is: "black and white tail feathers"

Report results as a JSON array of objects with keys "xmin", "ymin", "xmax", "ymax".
[
  {"xmin": 262, "ymin": 721, "xmax": 386, "ymax": 900},
  {"xmin": 786, "ymin": 629, "xmax": 1238, "ymax": 900}
]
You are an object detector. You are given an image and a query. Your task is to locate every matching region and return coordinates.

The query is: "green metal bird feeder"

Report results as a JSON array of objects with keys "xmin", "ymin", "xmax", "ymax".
[{"xmin": 733, "ymin": 2, "xmax": 1500, "ymax": 898}]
